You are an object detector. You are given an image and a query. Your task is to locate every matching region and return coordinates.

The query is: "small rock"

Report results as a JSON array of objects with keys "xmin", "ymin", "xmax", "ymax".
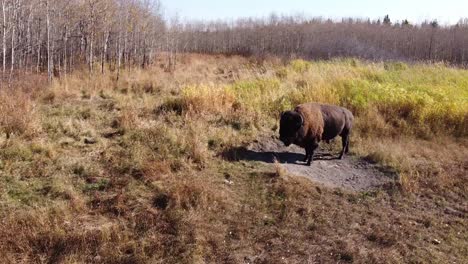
[
  {"xmin": 84, "ymin": 137, "xmax": 97, "ymax": 144},
  {"xmin": 315, "ymin": 186, "xmax": 322, "ymax": 194},
  {"xmin": 224, "ymin": 179, "xmax": 234, "ymax": 185},
  {"xmin": 431, "ymin": 239, "xmax": 441, "ymax": 245},
  {"xmin": 102, "ymin": 129, "xmax": 125, "ymax": 139}
]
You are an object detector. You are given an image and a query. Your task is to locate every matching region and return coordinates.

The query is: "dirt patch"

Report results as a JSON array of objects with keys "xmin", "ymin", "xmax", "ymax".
[{"xmin": 228, "ymin": 136, "xmax": 397, "ymax": 192}]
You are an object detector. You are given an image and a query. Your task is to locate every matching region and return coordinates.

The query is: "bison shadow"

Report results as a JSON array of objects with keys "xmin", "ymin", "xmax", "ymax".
[{"xmin": 221, "ymin": 146, "xmax": 338, "ymax": 165}]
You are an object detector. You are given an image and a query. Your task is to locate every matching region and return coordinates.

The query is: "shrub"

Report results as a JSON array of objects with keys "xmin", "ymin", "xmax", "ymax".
[
  {"xmin": 156, "ymin": 97, "xmax": 186, "ymax": 115},
  {"xmin": 275, "ymin": 67, "xmax": 289, "ymax": 79},
  {"xmin": 228, "ymin": 78, "xmax": 282, "ymax": 114},
  {"xmin": 290, "ymin": 59, "xmax": 311, "ymax": 73},
  {"xmin": 182, "ymin": 85, "xmax": 236, "ymax": 114}
]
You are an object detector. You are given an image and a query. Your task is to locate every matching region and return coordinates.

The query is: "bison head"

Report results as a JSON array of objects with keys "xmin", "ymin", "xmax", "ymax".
[{"xmin": 279, "ymin": 111, "xmax": 303, "ymax": 146}]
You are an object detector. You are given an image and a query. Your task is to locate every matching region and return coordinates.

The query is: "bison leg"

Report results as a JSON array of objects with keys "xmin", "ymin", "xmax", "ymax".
[
  {"xmin": 306, "ymin": 143, "xmax": 319, "ymax": 166},
  {"xmin": 345, "ymin": 138, "xmax": 350, "ymax": 154},
  {"xmin": 339, "ymin": 134, "xmax": 350, "ymax": 159},
  {"xmin": 303, "ymin": 148, "xmax": 309, "ymax": 162}
]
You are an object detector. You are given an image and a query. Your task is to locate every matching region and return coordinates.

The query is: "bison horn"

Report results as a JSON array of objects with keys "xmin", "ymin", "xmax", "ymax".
[{"xmin": 299, "ymin": 114, "xmax": 304, "ymax": 126}]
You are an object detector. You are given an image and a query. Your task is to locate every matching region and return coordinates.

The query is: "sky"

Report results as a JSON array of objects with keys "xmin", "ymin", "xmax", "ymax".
[{"xmin": 162, "ymin": 0, "xmax": 468, "ymax": 25}]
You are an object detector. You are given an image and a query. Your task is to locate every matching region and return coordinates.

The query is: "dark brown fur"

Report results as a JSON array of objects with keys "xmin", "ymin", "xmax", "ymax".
[{"xmin": 279, "ymin": 103, "xmax": 354, "ymax": 165}]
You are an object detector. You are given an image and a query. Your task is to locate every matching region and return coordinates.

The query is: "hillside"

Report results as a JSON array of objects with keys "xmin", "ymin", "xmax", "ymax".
[{"xmin": 0, "ymin": 54, "xmax": 467, "ymax": 263}]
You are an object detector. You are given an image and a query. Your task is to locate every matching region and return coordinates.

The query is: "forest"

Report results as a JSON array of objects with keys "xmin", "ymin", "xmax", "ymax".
[{"xmin": 1, "ymin": 0, "xmax": 468, "ymax": 84}]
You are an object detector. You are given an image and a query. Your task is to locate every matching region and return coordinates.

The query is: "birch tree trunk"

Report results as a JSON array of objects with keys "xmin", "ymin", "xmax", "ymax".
[
  {"xmin": 63, "ymin": 25, "xmax": 67, "ymax": 76},
  {"xmin": 89, "ymin": 32, "xmax": 93, "ymax": 73},
  {"xmin": 2, "ymin": 0, "xmax": 7, "ymax": 75},
  {"xmin": 45, "ymin": 0, "xmax": 51, "ymax": 82},
  {"xmin": 10, "ymin": 0, "xmax": 16, "ymax": 78},
  {"xmin": 117, "ymin": 30, "xmax": 122, "ymax": 80},
  {"xmin": 101, "ymin": 31, "xmax": 109, "ymax": 74}
]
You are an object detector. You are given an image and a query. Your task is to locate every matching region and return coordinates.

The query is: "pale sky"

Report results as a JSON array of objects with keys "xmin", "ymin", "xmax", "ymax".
[{"xmin": 162, "ymin": 0, "xmax": 468, "ymax": 25}]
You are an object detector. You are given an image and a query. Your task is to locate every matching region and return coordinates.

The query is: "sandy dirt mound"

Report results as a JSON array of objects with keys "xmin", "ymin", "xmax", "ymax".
[{"xmin": 233, "ymin": 136, "xmax": 397, "ymax": 192}]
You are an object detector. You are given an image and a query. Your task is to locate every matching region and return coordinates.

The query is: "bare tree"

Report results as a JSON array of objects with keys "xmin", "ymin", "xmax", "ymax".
[{"xmin": 0, "ymin": 0, "xmax": 165, "ymax": 81}]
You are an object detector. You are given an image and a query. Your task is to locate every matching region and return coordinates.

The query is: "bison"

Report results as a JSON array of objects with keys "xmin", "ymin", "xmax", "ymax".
[{"xmin": 279, "ymin": 103, "xmax": 354, "ymax": 166}]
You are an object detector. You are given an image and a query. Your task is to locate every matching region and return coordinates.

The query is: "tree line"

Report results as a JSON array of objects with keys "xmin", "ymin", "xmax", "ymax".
[
  {"xmin": 176, "ymin": 15, "xmax": 468, "ymax": 65},
  {"xmin": 2, "ymin": 0, "xmax": 468, "ymax": 85}
]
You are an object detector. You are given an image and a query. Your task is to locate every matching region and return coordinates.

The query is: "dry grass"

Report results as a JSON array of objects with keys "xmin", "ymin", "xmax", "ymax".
[
  {"xmin": 0, "ymin": 91, "xmax": 39, "ymax": 139},
  {"xmin": 0, "ymin": 54, "xmax": 466, "ymax": 263},
  {"xmin": 353, "ymin": 137, "xmax": 468, "ymax": 193},
  {"xmin": 273, "ymin": 158, "xmax": 288, "ymax": 178}
]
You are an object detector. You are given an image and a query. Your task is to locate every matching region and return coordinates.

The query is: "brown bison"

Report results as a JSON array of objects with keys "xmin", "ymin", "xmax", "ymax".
[{"xmin": 279, "ymin": 103, "xmax": 354, "ymax": 166}]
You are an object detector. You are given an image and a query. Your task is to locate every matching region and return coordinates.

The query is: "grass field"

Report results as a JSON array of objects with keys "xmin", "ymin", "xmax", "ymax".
[{"xmin": 0, "ymin": 54, "xmax": 467, "ymax": 263}]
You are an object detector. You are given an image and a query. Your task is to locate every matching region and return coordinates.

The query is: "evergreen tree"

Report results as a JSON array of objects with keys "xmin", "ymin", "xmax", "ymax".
[{"xmin": 383, "ymin": 15, "xmax": 391, "ymax": 25}]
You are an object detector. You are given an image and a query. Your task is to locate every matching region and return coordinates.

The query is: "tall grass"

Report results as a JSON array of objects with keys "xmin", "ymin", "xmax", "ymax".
[
  {"xmin": 0, "ymin": 91, "xmax": 38, "ymax": 139},
  {"xmin": 175, "ymin": 59, "xmax": 468, "ymax": 138}
]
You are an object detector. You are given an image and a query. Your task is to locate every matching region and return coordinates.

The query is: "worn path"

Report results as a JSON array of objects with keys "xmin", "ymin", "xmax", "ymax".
[{"xmin": 236, "ymin": 136, "xmax": 397, "ymax": 191}]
